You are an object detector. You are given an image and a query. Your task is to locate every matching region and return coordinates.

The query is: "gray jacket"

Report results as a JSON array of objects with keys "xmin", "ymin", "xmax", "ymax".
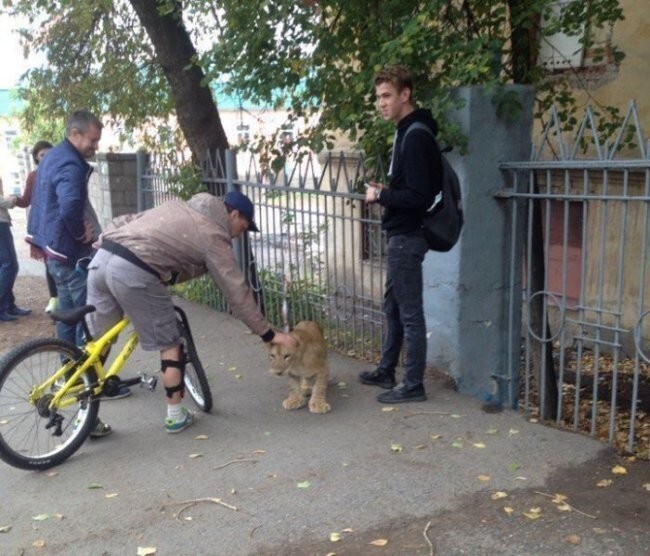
[
  {"xmin": 96, "ymin": 193, "xmax": 272, "ymax": 337},
  {"xmin": 0, "ymin": 180, "xmax": 16, "ymax": 225}
]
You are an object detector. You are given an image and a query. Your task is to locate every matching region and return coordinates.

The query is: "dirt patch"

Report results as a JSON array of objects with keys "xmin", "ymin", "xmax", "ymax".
[
  {"xmin": 254, "ymin": 453, "xmax": 650, "ymax": 555},
  {"xmin": 0, "ymin": 275, "xmax": 54, "ymax": 355}
]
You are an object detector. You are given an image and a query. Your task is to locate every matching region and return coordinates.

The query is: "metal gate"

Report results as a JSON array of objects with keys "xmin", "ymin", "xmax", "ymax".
[
  {"xmin": 137, "ymin": 148, "xmax": 390, "ymax": 362},
  {"xmin": 500, "ymin": 102, "xmax": 649, "ymax": 457}
]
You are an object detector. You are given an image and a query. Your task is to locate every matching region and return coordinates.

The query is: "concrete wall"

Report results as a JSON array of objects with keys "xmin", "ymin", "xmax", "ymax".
[
  {"xmin": 424, "ymin": 85, "xmax": 535, "ymax": 404},
  {"xmin": 88, "ymin": 153, "xmax": 138, "ymax": 230}
]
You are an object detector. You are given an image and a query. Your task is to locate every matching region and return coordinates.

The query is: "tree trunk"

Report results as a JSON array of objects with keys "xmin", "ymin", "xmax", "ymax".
[
  {"xmin": 128, "ymin": 0, "xmax": 229, "ymax": 164},
  {"xmin": 508, "ymin": 0, "xmax": 542, "ymax": 84}
]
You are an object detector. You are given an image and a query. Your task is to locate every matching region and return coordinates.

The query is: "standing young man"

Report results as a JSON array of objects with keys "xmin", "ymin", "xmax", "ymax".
[{"xmin": 359, "ymin": 66, "xmax": 442, "ymax": 403}]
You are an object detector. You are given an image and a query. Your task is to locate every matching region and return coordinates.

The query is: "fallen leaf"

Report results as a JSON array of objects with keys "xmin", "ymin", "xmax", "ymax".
[
  {"xmin": 503, "ymin": 506, "xmax": 514, "ymax": 516},
  {"xmin": 552, "ymin": 493, "xmax": 568, "ymax": 503},
  {"xmin": 643, "ymin": 483, "xmax": 650, "ymax": 491},
  {"xmin": 0, "ymin": 419, "xmax": 8, "ymax": 424},
  {"xmin": 137, "ymin": 548, "xmax": 157, "ymax": 556},
  {"xmin": 87, "ymin": 483, "xmax": 103, "ymax": 489},
  {"xmin": 611, "ymin": 465, "xmax": 627, "ymax": 475},
  {"xmin": 451, "ymin": 439, "xmax": 464, "ymax": 449},
  {"xmin": 227, "ymin": 366, "xmax": 237, "ymax": 372},
  {"xmin": 297, "ymin": 481, "xmax": 311, "ymax": 489},
  {"xmin": 491, "ymin": 491, "xmax": 508, "ymax": 500},
  {"xmin": 370, "ymin": 539, "xmax": 388, "ymax": 547},
  {"xmin": 478, "ymin": 475, "xmax": 491, "ymax": 482},
  {"xmin": 509, "ymin": 428, "xmax": 519, "ymax": 436},
  {"xmin": 325, "ymin": 553, "xmax": 337, "ymax": 556},
  {"xmin": 450, "ymin": 414, "xmax": 461, "ymax": 419},
  {"xmin": 329, "ymin": 532, "xmax": 341, "ymax": 542},
  {"xmin": 514, "ymin": 476, "xmax": 528, "ymax": 481},
  {"xmin": 188, "ymin": 453, "xmax": 203, "ymax": 459},
  {"xmin": 184, "ymin": 517, "xmax": 192, "ymax": 521},
  {"xmin": 46, "ymin": 471, "xmax": 58, "ymax": 477},
  {"xmin": 597, "ymin": 479, "xmax": 612, "ymax": 488},
  {"xmin": 32, "ymin": 540, "xmax": 46, "ymax": 548},
  {"xmin": 414, "ymin": 444, "xmax": 427, "ymax": 450},
  {"xmin": 556, "ymin": 503, "xmax": 571, "ymax": 512},
  {"xmin": 341, "ymin": 528, "xmax": 354, "ymax": 533},
  {"xmin": 195, "ymin": 435, "xmax": 209, "ymax": 440},
  {"xmin": 523, "ymin": 507, "xmax": 542, "ymax": 520},
  {"xmin": 252, "ymin": 450, "xmax": 266, "ymax": 455},
  {"xmin": 53, "ymin": 513, "xmax": 64, "ymax": 520},
  {"xmin": 563, "ymin": 534, "xmax": 582, "ymax": 545},
  {"xmin": 592, "ymin": 527, "xmax": 607, "ymax": 534},
  {"xmin": 430, "ymin": 434, "xmax": 442, "ymax": 441},
  {"xmin": 0, "ymin": 525, "xmax": 11, "ymax": 533},
  {"xmin": 529, "ymin": 418, "xmax": 539, "ymax": 423},
  {"xmin": 390, "ymin": 443, "xmax": 403, "ymax": 453},
  {"xmin": 472, "ymin": 442, "xmax": 486, "ymax": 449},
  {"xmin": 485, "ymin": 428, "xmax": 499, "ymax": 435},
  {"xmin": 381, "ymin": 407, "xmax": 398, "ymax": 412},
  {"xmin": 337, "ymin": 382, "xmax": 348, "ymax": 389},
  {"xmin": 32, "ymin": 514, "xmax": 49, "ymax": 521},
  {"xmin": 105, "ymin": 493, "xmax": 119, "ymax": 499},
  {"xmin": 234, "ymin": 374, "xmax": 242, "ymax": 379}
]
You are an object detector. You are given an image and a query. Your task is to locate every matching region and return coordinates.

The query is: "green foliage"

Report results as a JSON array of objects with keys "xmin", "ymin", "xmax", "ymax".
[{"xmin": 1, "ymin": 0, "xmax": 629, "ymax": 160}]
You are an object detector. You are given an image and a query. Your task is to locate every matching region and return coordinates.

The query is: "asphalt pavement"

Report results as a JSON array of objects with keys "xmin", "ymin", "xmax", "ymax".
[{"xmin": 0, "ymin": 211, "xmax": 648, "ymax": 555}]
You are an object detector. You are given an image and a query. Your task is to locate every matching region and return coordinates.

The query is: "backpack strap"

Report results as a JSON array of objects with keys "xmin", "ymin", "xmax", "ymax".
[{"xmin": 388, "ymin": 122, "xmax": 437, "ymax": 178}]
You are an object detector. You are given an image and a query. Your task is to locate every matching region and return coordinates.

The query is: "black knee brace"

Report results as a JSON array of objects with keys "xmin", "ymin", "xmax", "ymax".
[{"xmin": 161, "ymin": 357, "xmax": 185, "ymax": 399}]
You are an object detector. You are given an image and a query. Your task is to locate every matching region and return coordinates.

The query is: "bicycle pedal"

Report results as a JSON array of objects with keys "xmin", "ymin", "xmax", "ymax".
[{"xmin": 140, "ymin": 374, "xmax": 158, "ymax": 391}]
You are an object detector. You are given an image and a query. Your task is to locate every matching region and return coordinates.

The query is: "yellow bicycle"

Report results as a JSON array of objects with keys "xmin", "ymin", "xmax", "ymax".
[{"xmin": 0, "ymin": 305, "xmax": 212, "ymax": 470}]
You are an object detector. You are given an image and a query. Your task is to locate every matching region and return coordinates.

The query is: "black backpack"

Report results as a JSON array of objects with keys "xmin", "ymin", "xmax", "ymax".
[{"xmin": 400, "ymin": 122, "xmax": 464, "ymax": 252}]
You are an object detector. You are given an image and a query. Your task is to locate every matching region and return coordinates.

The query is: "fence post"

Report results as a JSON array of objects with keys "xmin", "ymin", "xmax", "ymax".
[
  {"xmin": 136, "ymin": 150, "xmax": 148, "ymax": 213},
  {"xmin": 422, "ymin": 85, "xmax": 534, "ymax": 408}
]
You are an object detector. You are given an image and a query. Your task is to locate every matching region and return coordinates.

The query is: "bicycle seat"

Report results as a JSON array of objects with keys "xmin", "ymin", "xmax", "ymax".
[{"xmin": 49, "ymin": 305, "xmax": 97, "ymax": 325}]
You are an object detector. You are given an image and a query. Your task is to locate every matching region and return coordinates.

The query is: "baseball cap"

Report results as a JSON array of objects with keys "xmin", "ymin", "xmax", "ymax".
[{"xmin": 223, "ymin": 190, "xmax": 260, "ymax": 232}]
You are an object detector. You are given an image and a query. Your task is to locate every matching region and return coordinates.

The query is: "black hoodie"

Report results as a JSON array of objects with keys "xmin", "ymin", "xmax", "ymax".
[{"xmin": 379, "ymin": 108, "xmax": 442, "ymax": 237}]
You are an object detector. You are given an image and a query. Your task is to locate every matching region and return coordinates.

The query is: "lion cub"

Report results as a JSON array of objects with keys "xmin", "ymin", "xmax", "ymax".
[{"xmin": 268, "ymin": 321, "xmax": 331, "ymax": 414}]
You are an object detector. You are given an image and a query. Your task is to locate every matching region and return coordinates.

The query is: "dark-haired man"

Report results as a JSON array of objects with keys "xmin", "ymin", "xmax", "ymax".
[{"xmin": 359, "ymin": 65, "xmax": 442, "ymax": 403}]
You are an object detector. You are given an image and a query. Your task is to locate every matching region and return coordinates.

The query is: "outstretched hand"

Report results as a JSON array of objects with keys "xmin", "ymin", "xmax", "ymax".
[{"xmin": 271, "ymin": 331, "xmax": 297, "ymax": 348}]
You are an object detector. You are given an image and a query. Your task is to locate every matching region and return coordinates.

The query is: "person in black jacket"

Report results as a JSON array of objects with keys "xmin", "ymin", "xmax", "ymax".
[{"xmin": 359, "ymin": 65, "xmax": 442, "ymax": 403}]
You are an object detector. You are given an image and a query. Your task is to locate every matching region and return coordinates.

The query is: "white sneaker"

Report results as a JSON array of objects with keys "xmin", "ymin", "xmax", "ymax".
[{"xmin": 45, "ymin": 297, "xmax": 59, "ymax": 313}]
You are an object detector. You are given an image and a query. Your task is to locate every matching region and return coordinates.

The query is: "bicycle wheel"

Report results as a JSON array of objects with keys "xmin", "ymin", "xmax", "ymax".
[
  {"xmin": 175, "ymin": 307, "xmax": 213, "ymax": 413},
  {"xmin": 0, "ymin": 338, "xmax": 100, "ymax": 470}
]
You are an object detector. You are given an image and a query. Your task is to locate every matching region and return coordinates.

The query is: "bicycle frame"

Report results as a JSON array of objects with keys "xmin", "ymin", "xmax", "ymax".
[{"xmin": 28, "ymin": 316, "xmax": 139, "ymax": 411}]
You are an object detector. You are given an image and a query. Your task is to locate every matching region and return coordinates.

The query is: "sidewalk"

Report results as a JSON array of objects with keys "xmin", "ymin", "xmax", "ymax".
[{"xmin": 0, "ymin": 211, "xmax": 648, "ymax": 555}]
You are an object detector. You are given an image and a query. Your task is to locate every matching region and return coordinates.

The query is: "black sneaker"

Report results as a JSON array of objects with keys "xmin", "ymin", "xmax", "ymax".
[
  {"xmin": 377, "ymin": 383, "xmax": 427, "ymax": 404},
  {"xmin": 359, "ymin": 369, "xmax": 396, "ymax": 389}
]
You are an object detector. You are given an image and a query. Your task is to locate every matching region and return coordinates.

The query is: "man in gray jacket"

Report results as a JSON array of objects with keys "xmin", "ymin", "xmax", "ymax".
[{"xmin": 87, "ymin": 190, "xmax": 295, "ymax": 433}]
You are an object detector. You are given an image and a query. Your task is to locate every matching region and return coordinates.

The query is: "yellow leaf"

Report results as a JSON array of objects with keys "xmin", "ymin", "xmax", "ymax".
[
  {"xmin": 523, "ymin": 511, "xmax": 541, "ymax": 520},
  {"xmin": 390, "ymin": 443, "xmax": 403, "ymax": 453},
  {"xmin": 341, "ymin": 528, "xmax": 354, "ymax": 533},
  {"xmin": 478, "ymin": 475, "xmax": 491, "ymax": 482},
  {"xmin": 592, "ymin": 527, "xmax": 607, "ymax": 534},
  {"xmin": 228, "ymin": 366, "xmax": 237, "ymax": 372},
  {"xmin": 235, "ymin": 374, "xmax": 242, "ymax": 379},
  {"xmin": 472, "ymin": 442, "xmax": 486, "ymax": 449},
  {"xmin": 509, "ymin": 428, "xmax": 519, "ymax": 436},
  {"xmin": 643, "ymin": 483, "xmax": 650, "ymax": 491},
  {"xmin": 503, "ymin": 506, "xmax": 514, "ymax": 516},
  {"xmin": 137, "ymin": 548, "xmax": 157, "ymax": 556},
  {"xmin": 188, "ymin": 453, "xmax": 203, "ymax": 459},
  {"xmin": 611, "ymin": 465, "xmax": 627, "ymax": 475},
  {"xmin": 105, "ymin": 493, "xmax": 119, "ymax": 499},
  {"xmin": 430, "ymin": 434, "xmax": 442, "ymax": 441},
  {"xmin": 337, "ymin": 382, "xmax": 348, "ymax": 389},
  {"xmin": 451, "ymin": 439, "xmax": 464, "ymax": 448},
  {"xmin": 485, "ymin": 428, "xmax": 498, "ymax": 435},
  {"xmin": 556, "ymin": 503, "xmax": 571, "ymax": 512},
  {"xmin": 491, "ymin": 491, "xmax": 508, "ymax": 500},
  {"xmin": 552, "ymin": 493, "xmax": 568, "ymax": 502},
  {"xmin": 562, "ymin": 534, "xmax": 581, "ymax": 545},
  {"xmin": 32, "ymin": 514, "xmax": 49, "ymax": 521},
  {"xmin": 370, "ymin": 539, "xmax": 388, "ymax": 547},
  {"xmin": 0, "ymin": 525, "xmax": 12, "ymax": 533},
  {"xmin": 252, "ymin": 450, "xmax": 266, "ymax": 455},
  {"xmin": 528, "ymin": 418, "xmax": 538, "ymax": 423},
  {"xmin": 329, "ymin": 532, "xmax": 341, "ymax": 542},
  {"xmin": 32, "ymin": 540, "xmax": 46, "ymax": 548},
  {"xmin": 381, "ymin": 407, "xmax": 398, "ymax": 412},
  {"xmin": 195, "ymin": 435, "xmax": 209, "ymax": 440},
  {"xmin": 597, "ymin": 479, "xmax": 612, "ymax": 488},
  {"xmin": 415, "ymin": 444, "xmax": 427, "ymax": 450}
]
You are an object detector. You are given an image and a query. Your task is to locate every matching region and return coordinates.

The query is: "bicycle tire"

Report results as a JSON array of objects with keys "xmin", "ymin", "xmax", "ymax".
[
  {"xmin": 0, "ymin": 338, "xmax": 100, "ymax": 470},
  {"xmin": 175, "ymin": 307, "xmax": 213, "ymax": 413}
]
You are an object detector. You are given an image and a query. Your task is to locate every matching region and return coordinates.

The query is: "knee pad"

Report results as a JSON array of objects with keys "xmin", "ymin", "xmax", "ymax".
[{"xmin": 161, "ymin": 357, "xmax": 185, "ymax": 399}]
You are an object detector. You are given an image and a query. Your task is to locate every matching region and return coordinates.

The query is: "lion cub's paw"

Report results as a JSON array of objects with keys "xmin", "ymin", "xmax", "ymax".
[
  {"xmin": 308, "ymin": 400, "xmax": 331, "ymax": 414},
  {"xmin": 283, "ymin": 395, "xmax": 307, "ymax": 410}
]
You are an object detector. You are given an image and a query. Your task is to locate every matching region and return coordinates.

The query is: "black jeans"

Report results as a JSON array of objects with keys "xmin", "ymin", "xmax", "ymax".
[{"xmin": 377, "ymin": 233, "xmax": 429, "ymax": 389}]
